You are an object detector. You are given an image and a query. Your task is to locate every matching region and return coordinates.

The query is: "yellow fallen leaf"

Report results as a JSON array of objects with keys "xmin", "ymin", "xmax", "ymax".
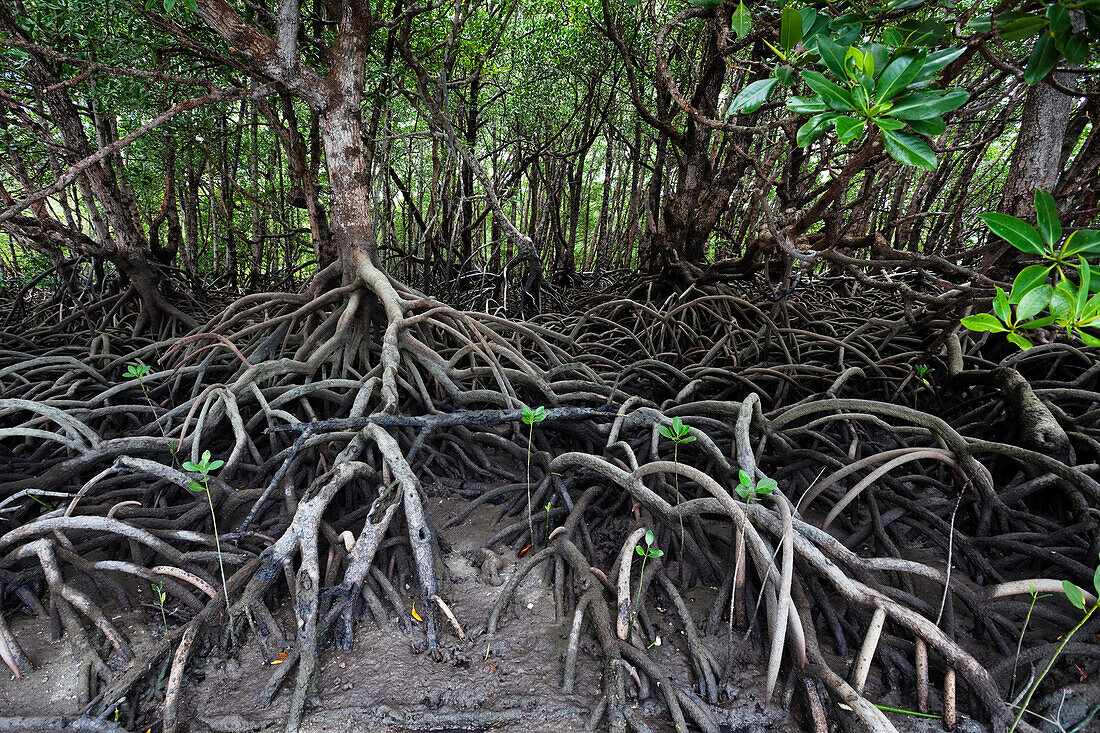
[{"xmin": 411, "ymin": 602, "xmax": 422, "ymax": 623}]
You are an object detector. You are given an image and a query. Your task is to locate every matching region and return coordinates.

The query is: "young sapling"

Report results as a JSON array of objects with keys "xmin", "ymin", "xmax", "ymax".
[
  {"xmin": 657, "ymin": 417, "xmax": 695, "ymax": 542},
  {"xmin": 544, "ymin": 500, "xmax": 553, "ymax": 544},
  {"xmin": 183, "ymin": 450, "xmax": 231, "ymax": 618},
  {"xmin": 151, "ymin": 582, "xmax": 169, "ymax": 637},
  {"xmin": 521, "ymin": 404, "xmax": 547, "ymax": 542},
  {"xmin": 630, "ymin": 529, "xmax": 664, "ymax": 643},
  {"xmin": 736, "ymin": 470, "xmax": 777, "ymax": 502}
]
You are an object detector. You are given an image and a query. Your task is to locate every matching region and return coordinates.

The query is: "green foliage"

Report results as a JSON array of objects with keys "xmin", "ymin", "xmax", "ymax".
[
  {"xmin": 962, "ymin": 190, "xmax": 1100, "ymax": 348},
  {"xmin": 979, "ymin": 3, "xmax": 1100, "ymax": 84},
  {"xmin": 1010, "ymin": 556, "xmax": 1100, "ymax": 732},
  {"xmin": 123, "ymin": 363, "xmax": 152, "ymax": 380},
  {"xmin": 151, "ymin": 582, "xmax": 169, "ymax": 636},
  {"xmin": 630, "ymin": 529, "xmax": 663, "ymax": 643},
  {"xmin": 183, "ymin": 450, "xmax": 224, "ymax": 494},
  {"xmin": 736, "ymin": 470, "xmax": 777, "ymax": 502},
  {"xmin": 521, "ymin": 404, "xmax": 547, "ymax": 426},
  {"xmin": 656, "ymin": 416, "xmax": 695, "ymax": 445}
]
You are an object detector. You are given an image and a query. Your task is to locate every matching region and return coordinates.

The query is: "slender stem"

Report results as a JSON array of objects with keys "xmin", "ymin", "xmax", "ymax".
[
  {"xmin": 1010, "ymin": 591, "xmax": 1041, "ymax": 697},
  {"xmin": 159, "ymin": 599, "xmax": 169, "ymax": 637},
  {"xmin": 526, "ymin": 422, "xmax": 534, "ymax": 542},
  {"xmin": 1010, "ymin": 601, "xmax": 1098, "ymax": 732},
  {"xmin": 204, "ymin": 480, "xmax": 232, "ymax": 626},
  {"xmin": 674, "ymin": 442, "xmax": 683, "ymax": 544}
]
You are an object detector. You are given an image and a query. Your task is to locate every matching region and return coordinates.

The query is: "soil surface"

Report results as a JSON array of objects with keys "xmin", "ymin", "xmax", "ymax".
[{"xmin": 1, "ymin": 493, "xmax": 800, "ymax": 732}]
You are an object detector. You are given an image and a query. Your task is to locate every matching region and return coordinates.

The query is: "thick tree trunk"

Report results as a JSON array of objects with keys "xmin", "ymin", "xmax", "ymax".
[{"xmin": 1001, "ymin": 76, "xmax": 1077, "ymax": 218}]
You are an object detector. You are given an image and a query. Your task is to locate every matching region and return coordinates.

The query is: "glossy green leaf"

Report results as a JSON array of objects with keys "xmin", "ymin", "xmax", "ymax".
[
  {"xmin": 880, "ymin": 128, "xmax": 937, "ymax": 170},
  {"xmin": 1063, "ymin": 34, "xmax": 1089, "ymax": 64},
  {"xmin": 1006, "ymin": 333, "xmax": 1034, "ymax": 350},
  {"xmin": 979, "ymin": 213, "xmax": 1045, "ymax": 255},
  {"xmin": 1016, "ymin": 285, "xmax": 1052, "ymax": 321},
  {"xmin": 1010, "ymin": 265, "xmax": 1053, "ymax": 303},
  {"xmin": 1063, "ymin": 580, "xmax": 1086, "ymax": 611},
  {"xmin": 905, "ymin": 116, "xmax": 946, "ymax": 136},
  {"xmin": 1051, "ymin": 285, "xmax": 1076, "ymax": 322},
  {"xmin": 645, "ymin": 529, "xmax": 655, "ymax": 546},
  {"xmin": 775, "ymin": 65, "xmax": 795, "ymax": 88},
  {"xmin": 873, "ymin": 117, "xmax": 906, "ymax": 131},
  {"xmin": 814, "ymin": 36, "xmax": 849, "ymax": 79},
  {"xmin": 182, "ymin": 461, "xmax": 200, "ymax": 472},
  {"xmin": 993, "ymin": 287, "xmax": 1011, "ymax": 324},
  {"xmin": 888, "ymin": 89, "xmax": 969, "ymax": 120},
  {"xmin": 961, "ymin": 313, "xmax": 1008, "ymax": 333},
  {"xmin": 730, "ymin": 2, "xmax": 751, "ymax": 38},
  {"xmin": 207, "ymin": 459, "xmax": 224, "ymax": 471},
  {"xmin": 1046, "ymin": 4, "xmax": 1071, "ymax": 40},
  {"xmin": 796, "ymin": 112, "xmax": 836, "ymax": 146},
  {"xmin": 801, "ymin": 70, "xmax": 856, "ymax": 111},
  {"xmin": 732, "ymin": 78, "xmax": 778, "ymax": 113},
  {"xmin": 1081, "ymin": 332, "xmax": 1100, "ymax": 347},
  {"xmin": 1078, "ymin": 257, "xmax": 1091, "ymax": 313},
  {"xmin": 780, "ymin": 6, "xmax": 803, "ymax": 56},
  {"xmin": 1034, "ymin": 189, "xmax": 1061, "ymax": 247},
  {"xmin": 756, "ymin": 477, "xmax": 778, "ymax": 493},
  {"xmin": 1094, "ymin": 563, "xmax": 1100, "ymax": 598},
  {"xmin": 998, "ymin": 16, "xmax": 1047, "ymax": 42},
  {"xmin": 834, "ymin": 116, "xmax": 865, "ymax": 143},
  {"xmin": 1024, "ymin": 32, "xmax": 1059, "ymax": 85},
  {"xmin": 735, "ymin": 485, "xmax": 750, "ymax": 499},
  {"xmin": 909, "ymin": 48, "xmax": 965, "ymax": 86},
  {"xmin": 658, "ymin": 425, "xmax": 675, "ymax": 440},
  {"xmin": 738, "ymin": 469, "xmax": 751, "ymax": 486},
  {"xmin": 1063, "ymin": 230, "xmax": 1100, "ymax": 257},
  {"xmin": 875, "ymin": 51, "xmax": 926, "ymax": 104},
  {"xmin": 187, "ymin": 480, "xmax": 205, "ymax": 492},
  {"xmin": 787, "ymin": 96, "xmax": 828, "ymax": 113}
]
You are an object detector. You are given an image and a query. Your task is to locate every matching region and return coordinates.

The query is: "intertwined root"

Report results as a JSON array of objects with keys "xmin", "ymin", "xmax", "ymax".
[{"xmin": 1, "ymin": 276, "xmax": 1097, "ymax": 733}]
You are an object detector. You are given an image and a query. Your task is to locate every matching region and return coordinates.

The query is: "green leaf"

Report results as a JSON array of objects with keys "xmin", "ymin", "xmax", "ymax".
[
  {"xmin": 1034, "ymin": 190, "xmax": 1061, "ymax": 247},
  {"xmin": 834, "ymin": 116, "xmax": 865, "ymax": 143},
  {"xmin": 1016, "ymin": 285, "xmax": 1053, "ymax": 321},
  {"xmin": 182, "ymin": 461, "xmax": 200, "ymax": 472},
  {"xmin": 801, "ymin": 70, "xmax": 856, "ymax": 111},
  {"xmin": 1062, "ymin": 33, "xmax": 1088, "ymax": 65},
  {"xmin": 979, "ymin": 213, "xmax": 1045, "ymax": 255},
  {"xmin": 775, "ymin": 65, "xmax": 795, "ymax": 88},
  {"xmin": 731, "ymin": 2, "xmax": 751, "ymax": 38},
  {"xmin": 787, "ymin": 96, "xmax": 828, "ymax": 114},
  {"xmin": 873, "ymin": 117, "xmax": 906, "ymax": 131},
  {"xmin": 1080, "ymin": 331, "xmax": 1100, "ymax": 347},
  {"xmin": 738, "ymin": 469, "xmax": 751, "ymax": 486},
  {"xmin": 880, "ymin": 129, "xmax": 937, "ymax": 170},
  {"xmin": 658, "ymin": 425, "xmax": 675, "ymax": 440},
  {"xmin": 1047, "ymin": 4, "xmax": 1070, "ymax": 40},
  {"xmin": 909, "ymin": 48, "xmax": 965, "ymax": 86},
  {"xmin": 1024, "ymin": 32, "xmax": 1059, "ymax": 85},
  {"xmin": 757, "ymin": 477, "xmax": 778, "ymax": 493},
  {"xmin": 207, "ymin": 459, "xmax": 224, "ymax": 471},
  {"xmin": 993, "ymin": 287, "xmax": 1011, "ymax": 324},
  {"xmin": 1051, "ymin": 285, "xmax": 1076, "ymax": 322},
  {"xmin": 645, "ymin": 529, "xmax": 655, "ymax": 546},
  {"xmin": 1063, "ymin": 580, "xmax": 1086, "ymax": 611},
  {"xmin": 671, "ymin": 417, "xmax": 683, "ymax": 433},
  {"xmin": 998, "ymin": 16, "xmax": 1047, "ymax": 42},
  {"xmin": 735, "ymin": 485, "xmax": 750, "ymax": 499},
  {"xmin": 651, "ymin": 549, "xmax": 665, "ymax": 559},
  {"xmin": 1010, "ymin": 265, "xmax": 1053, "ymax": 303},
  {"xmin": 1078, "ymin": 257, "xmax": 1091, "ymax": 313},
  {"xmin": 1006, "ymin": 332, "xmax": 1034, "ymax": 350},
  {"xmin": 796, "ymin": 112, "xmax": 836, "ymax": 146},
  {"xmin": 888, "ymin": 89, "xmax": 970, "ymax": 120},
  {"xmin": 905, "ymin": 116, "xmax": 946, "ymax": 136},
  {"xmin": 780, "ymin": 6, "xmax": 803, "ymax": 56},
  {"xmin": 1063, "ymin": 230, "xmax": 1100, "ymax": 257},
  {"xmin": 961, "ymin": 313, "xmax": 1008, "ymax": 333},
  {"xmin": 187, "ymin": 481, "xmax": 205, "ymax": 492},
  {"xmin": 635, "ymin": 545, "xmax": 645, "ymax": 556},
  {"xmin": 814, "ymin": 36, "xmax": 849, "ymax": 79},
  {"xmin": 1018, "ymin": 315, "xmax": 1056, "ymax": 329},
  {"xmin": 1093, "ymin": 563, "xmax": 1100, "ymax": 597},
  {"xmin": 875, "ymin": 51, "xmax": 926, "ymax": 104},
  {"xmin": 533, "ymin": 406, "xmax": 547, "ymax": 422},
  {"xmin": 732, "ymin": 78, "xmax": 778, "ymax": 113},
  {"xmin": 201, "ymin": 450, "xmax": 212, "ymax": 463},
  {"xmin": 680, "ymin": 435, "xmax": 696, "ymax": 443}
]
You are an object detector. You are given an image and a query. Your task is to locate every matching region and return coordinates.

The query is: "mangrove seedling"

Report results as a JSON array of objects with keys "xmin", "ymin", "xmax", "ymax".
[
  {"xmin": 521, "ymin": 404, "xmax": 547, "ymax": 542},
  {"xmin": 631, "ymin": 529, "xmax": 664, "ymax": 642},
  {"xmin": 736, "ymin": 470, "xmax": 777, "ymax": 502},
  {"xmin": 1010, "ymin": 583, "xmax": 1048, "ymax": 698},
  {"xmin": 183, "ymin": 450, "xmax": 231, "ymax": 616},
  {"xmin": 544, "ymin": 500, "xmax": 553, "ymax": 543},
  {"xmin": 657, "ymin": 417, "xmax": 696, "ymax": 541},
  {"xmin": 1010, "ymin": 559, "xmax": 1100, "ymax": 732},
  {"xmin": 151, "ymin": 582, "xmax": 169, "ymax": 637},
  {"xmin": 125, "ymin": 362, "xmax": 178, "ymax": 466}
]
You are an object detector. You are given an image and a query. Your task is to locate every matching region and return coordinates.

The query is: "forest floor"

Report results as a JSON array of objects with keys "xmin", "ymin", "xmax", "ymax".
[{"xmin": 2, "ymin": 274, "xmax": 1099, "ymax": 733}]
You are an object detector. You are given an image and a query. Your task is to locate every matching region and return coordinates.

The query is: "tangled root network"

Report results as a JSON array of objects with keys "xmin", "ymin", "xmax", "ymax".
[{"xmin": 1, "ymin": 264, "xmax": 1098, "ymax": 733}]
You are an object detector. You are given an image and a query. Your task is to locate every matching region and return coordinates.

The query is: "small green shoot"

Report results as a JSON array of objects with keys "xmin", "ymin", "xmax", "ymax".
[
  {"xmin": 544, "ymin": 501, "xmax": 553, "ymax": 543},
  {"xmin": 913, "ymin": 363, "xmax": 934, "ymax": 388},
  {"xmin": 1010, "ymin": 583, "xmax": 1048, "ymax": 698},
  {"xmin": 123, "ymin": 363, "xmax": 152, "ymax": 380},
  {"xmin": 183, "ymin": 450, "xmax": 231, "ymax": 619},
  {"xmin": 630, "ymin": 529, "xmax": 664, "ymax": 643},
  {"xmin": 521, "ymin": 404, "xmax": 547, "ymax": 543},
  {"xmin": 735, "ymin": 470, "xmax": 777, "ymax": 502},
  {"xmin": 27, "ymin": 493, "xmax": 52, "ymax": 511},
  {"xmin": 657, "ymin": 417, "xmax": 696, "ymax": 542},
  {"xmin": 151, "ymin": 582, "xmax": 169, "ymax": 637},
  {"xmin": 1010, "ymin": 558, "xmax": 1100, "ymax": 732}
]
